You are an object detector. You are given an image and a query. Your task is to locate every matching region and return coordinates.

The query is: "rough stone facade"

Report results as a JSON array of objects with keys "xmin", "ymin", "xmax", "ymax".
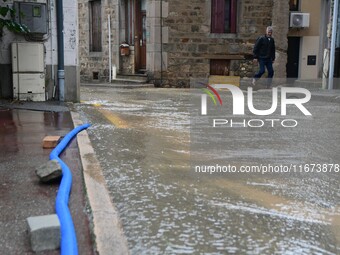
[
  {"xmin": 78, "ymin": 0, "xmax": 289, "ymax": 87},
  {"xmin": 78, "ymin": 0, "xmax": 119, "ymax": 82},
  {"xmin": 271, "ymin": 0, "xmax": 289, "ymax": 79},
  {"xmin": 159, "ymin": 0, "xmax": 288, "ymax": 88}
]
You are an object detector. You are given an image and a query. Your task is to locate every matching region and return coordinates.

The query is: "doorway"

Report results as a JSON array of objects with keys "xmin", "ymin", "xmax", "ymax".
[{"xmin": 287, "ymin": 37, "xmax": 300, "ymax": 79}]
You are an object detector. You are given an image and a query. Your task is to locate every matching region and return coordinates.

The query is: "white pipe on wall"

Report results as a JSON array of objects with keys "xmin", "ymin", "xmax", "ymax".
[{"xmin": 108, "ymin": 15, "xmax": 112, "ymax": 82}]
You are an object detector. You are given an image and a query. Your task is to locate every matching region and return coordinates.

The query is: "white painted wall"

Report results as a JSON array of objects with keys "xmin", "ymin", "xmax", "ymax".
[
  {"xmin": 44, "ymin": 0, "xmax": 58, "ymax": 66},
  {"xmin": 299, "ymin": 36, "xmax": 320, "ymax": 79},
  {"xmin": 0, "ymin": 0, "xmax": 78, "ymax": 66},
  {"xmin": 62, "ymin": 0, "xmax": 78, "ymax": 66},
  {"xmin": 288, "ymin": 0, "xmax": 323, "ymax": 79}
]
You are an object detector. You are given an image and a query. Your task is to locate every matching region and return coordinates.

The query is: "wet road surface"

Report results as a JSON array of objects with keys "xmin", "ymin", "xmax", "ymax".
[{"xmin": 75, "ymin": 86, "xmax": 340, "ymax": 254}]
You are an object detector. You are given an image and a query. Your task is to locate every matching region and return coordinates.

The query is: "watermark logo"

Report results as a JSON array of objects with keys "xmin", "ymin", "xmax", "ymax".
[
  {"xmin": 201, "ymin": 84, "xmax": 223, "ymax": 107},
  {"xmin": 201, "ymin": 84, "xmax": 311, "ymax": 116},
  {"xmin": 200, "ymin": 84, "xmax": 312, "ymax": 128}
]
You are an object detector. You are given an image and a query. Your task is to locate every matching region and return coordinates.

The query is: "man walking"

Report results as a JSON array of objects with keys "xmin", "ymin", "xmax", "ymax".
[{"xmin": 252, "ymin": 26, "xmax": 276, "ymax": 88}]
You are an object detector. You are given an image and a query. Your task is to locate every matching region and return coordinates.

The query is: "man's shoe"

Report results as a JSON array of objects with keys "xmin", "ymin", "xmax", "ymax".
[{"xmin": 251, "ymin": 78, "xmax": 256, "ymax": 86}]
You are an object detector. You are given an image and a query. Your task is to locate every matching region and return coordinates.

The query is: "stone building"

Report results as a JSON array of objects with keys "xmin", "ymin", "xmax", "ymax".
[
  {"xmin": 78, "ymin": 0, "xmax": 330, "ymax": 88},
  {"xmin": 287, "ymin": 0, "xmax": 329, "ymax": 80},
  {"xmin": 161, "ymin": 0, "xmax": 289, "ymax": 87}
]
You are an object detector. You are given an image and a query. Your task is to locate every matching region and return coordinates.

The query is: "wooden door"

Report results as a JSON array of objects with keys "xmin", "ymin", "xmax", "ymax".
[{"xmin": 134, "ymin": 0, "xmax": 146, "ymax": 72}]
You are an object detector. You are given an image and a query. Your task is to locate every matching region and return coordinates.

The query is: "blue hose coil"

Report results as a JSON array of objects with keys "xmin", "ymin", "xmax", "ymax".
[{"xmin": 50, "ymin": 123, "xmax": 91, "ymax": 255}]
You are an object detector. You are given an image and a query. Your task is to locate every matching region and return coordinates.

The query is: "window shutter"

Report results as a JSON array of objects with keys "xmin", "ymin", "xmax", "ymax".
[
  {"xmin": 90, "ymin": 1, "xmax": 102, "ymax": 52},
  {"xmin": 211, "ymin": 0, "xmax": 225, "ymax": 33}
]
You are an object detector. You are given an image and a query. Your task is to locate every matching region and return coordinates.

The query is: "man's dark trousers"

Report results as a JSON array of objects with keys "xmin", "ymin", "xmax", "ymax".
[{"xmin": 254, "ymin": 58, "xmax": 274, "ymax": 88}]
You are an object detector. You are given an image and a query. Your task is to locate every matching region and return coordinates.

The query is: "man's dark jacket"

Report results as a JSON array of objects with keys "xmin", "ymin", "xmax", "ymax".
[{"xmin": 253, "ymin": 35, "xmax": 276, "ymax": 61}]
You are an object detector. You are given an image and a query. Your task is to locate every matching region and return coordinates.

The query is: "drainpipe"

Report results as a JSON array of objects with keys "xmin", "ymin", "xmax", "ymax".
[
  {"xmin": 56, "ymin": 0, "xmax": 65, "ymax": 101},
  {"xmin": 329, "ymin": 0, "xmax": 339, "ymax": 90}
]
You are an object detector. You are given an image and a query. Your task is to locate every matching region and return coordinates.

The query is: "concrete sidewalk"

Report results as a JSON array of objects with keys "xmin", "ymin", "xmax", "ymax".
[
  {"xmin": 0, "ymin": 99, "xmax": 129, "ymax": 255},
  {"xmin": 0, "ymin": 103, "xmax": 95, "ymax": 254}
]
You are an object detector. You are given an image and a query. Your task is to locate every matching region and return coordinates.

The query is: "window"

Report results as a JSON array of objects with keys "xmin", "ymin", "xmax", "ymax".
[
  {"xmin": 89, "ymin": 0, "xmax": 102, "ymax": 52},
  {"xmin": 211, "ymin": 0, "xmax": 237, "ymax": 33},
  {"xmin": 289, "ymin": 0, "xmax": 299, "ymax": 11}
]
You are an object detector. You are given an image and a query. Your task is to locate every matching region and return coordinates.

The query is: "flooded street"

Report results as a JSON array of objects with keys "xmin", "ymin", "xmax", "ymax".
[{"xmin": 74, "ymin": 86, "xmax": 339, "ymax": 254}]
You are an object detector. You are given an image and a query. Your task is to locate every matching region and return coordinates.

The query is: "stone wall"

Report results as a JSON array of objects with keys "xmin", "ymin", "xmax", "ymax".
[
  {"xmin": 78, "ymin": 0, "xmax": 119, "ymax": 82},
  {"xmin": 77, "ymin": 0, "xmax": 289, "ymax": 87},
  {"xmin": 271, "ymin": 0, "xmax": 289, "ymax": 78},
  {"xmin": 158, "ymin": 0, "xmax": 287, "ymax": 87}
]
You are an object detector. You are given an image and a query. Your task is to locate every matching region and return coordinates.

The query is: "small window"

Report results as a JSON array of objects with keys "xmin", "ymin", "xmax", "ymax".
[
  {"xmin": 93, "ymin": 72, "xmax": 99, "ymax": 80},
  {"xmin": 211, "ymin": 0, "xmax": 237, "ymax": 34},
  {"xmin": 89, "ymin": 0, "xmax": 102, "ymax": 52}
]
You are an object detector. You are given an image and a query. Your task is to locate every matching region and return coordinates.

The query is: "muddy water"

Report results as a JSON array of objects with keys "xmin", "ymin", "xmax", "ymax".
[{"xmin": 75, "ymin": 87, "xmax": 339, "ymax": 254}]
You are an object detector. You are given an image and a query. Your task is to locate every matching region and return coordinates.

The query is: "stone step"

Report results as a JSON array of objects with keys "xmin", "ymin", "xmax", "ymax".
[
  {"xmin": 112, "ymin": 74, "xmax": 148, "ymax": 84},
  {"xmin": 111, "ymin": 78, "xmax": 145, "ymax": 84}
]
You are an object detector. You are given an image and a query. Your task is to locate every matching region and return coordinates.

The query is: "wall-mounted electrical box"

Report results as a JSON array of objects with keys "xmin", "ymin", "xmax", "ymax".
[{"xmin": 14, "ymin": 2, "xmax": 48, "ymax": 34}]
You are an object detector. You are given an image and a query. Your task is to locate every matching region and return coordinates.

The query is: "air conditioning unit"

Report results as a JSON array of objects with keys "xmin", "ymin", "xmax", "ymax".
[{"xmin": 290, "ymin": 12, "xmax": 310, "ymax": 28}]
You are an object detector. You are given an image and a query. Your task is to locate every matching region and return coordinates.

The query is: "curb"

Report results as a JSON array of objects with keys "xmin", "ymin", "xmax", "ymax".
[{"xmin": 70, "ymin": 111, "xmax": 130, "ymax": 255}]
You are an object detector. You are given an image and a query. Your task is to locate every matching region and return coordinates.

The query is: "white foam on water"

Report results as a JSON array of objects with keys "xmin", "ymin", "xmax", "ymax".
[{"xmin": 211, "ymin": 202, "xmax": 329, "ymax": 225}]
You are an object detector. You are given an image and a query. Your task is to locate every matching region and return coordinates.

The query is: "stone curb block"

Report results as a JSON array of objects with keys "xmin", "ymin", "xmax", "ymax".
[{"xmin": 27, "ymin": 214, "xmax": 60, "ymax": 252}]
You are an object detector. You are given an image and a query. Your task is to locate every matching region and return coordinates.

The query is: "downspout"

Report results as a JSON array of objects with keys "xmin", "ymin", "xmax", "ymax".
[
  {"xmin": 160, "ymin": 0, "xmax": 163, "ymax": 86},
  {"xmin": 56, "ymin": 0, "xmax": 65, "ymax": 101}
]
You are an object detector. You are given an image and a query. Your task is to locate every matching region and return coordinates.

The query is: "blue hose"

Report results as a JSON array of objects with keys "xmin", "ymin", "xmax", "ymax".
[{"xmin": 50, "ymin": 123, "xmax": 91, "ymax": 255}]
